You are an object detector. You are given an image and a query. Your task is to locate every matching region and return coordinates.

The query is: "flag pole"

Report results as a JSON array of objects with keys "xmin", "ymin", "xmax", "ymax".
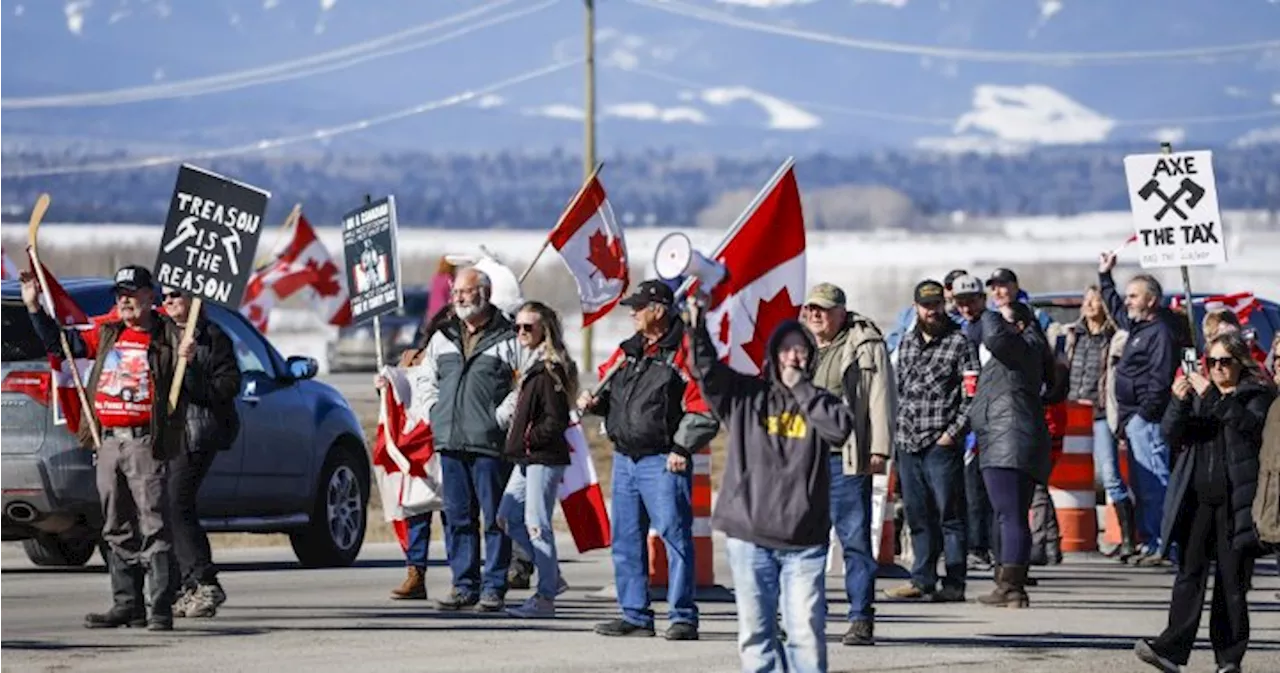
[
  {"xmin": 1161, "ymin": 141, "xmax": 1200, "ymax": 355},
  {"xmin": 26, "ymin": 194, "xmax": 101, "ymax": 450},
  {"xmin": 676, "ymin": 156, "xmax": 796, "ymax": 301},
  {"xmin": 581, "ymin": 0, "xmax": 598, "ymax": 374},
  {"xmin": 518, "ymin": 161, "xmax": 606, "ymax": 285}
]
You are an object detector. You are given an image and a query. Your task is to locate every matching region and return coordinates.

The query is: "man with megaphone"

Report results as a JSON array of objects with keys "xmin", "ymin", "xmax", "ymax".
[{"xmin": 578, "ymin": 279, "xmax": 720, "ymax": 642}]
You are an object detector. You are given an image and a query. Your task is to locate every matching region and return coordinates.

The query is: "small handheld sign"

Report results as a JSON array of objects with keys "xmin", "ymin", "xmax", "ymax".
[
  {"xmin": 1123, "ymin": 149, "xmax": 1225, "ymax": 270},
  {"xmin": 1124, "ymin": 143, "xmax": 1220, "ymax": 353},
  {"xmin": 342, "ymin": 195, "xmax": 403, "ymax": 374},
  {"xmin": 154, "ymin": 164, "xmax": 270, "ymax": 412}
]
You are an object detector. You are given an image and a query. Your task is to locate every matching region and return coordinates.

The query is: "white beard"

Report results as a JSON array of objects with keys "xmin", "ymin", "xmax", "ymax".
[{"xmin": 455, "ymin": 302, "xmax": 483, "ymax": 321}]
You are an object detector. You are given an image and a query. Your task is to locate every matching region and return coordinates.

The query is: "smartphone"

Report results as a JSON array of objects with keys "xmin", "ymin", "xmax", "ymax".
[{"xmin": 1181, "ymin": 347, "xmax": 1198, "ymax": 376}]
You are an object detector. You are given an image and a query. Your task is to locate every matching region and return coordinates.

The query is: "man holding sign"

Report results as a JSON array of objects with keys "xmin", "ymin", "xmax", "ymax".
[{"xmin": 22, "ymin": 265, "xmax": 189, "ymax": 631}]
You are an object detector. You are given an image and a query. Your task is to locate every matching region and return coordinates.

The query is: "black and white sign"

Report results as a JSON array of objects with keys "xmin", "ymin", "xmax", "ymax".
[
  {"xmin": 1123, "ymin": 150, "xmax": 1225, "ymax": 269},
  {"xmin": 342, "ymin": 196, "xmax": 402, "ymax": 325},
  {"xmin": 153, "ymin": 164, "xmax": 270, "ymax": 307}
]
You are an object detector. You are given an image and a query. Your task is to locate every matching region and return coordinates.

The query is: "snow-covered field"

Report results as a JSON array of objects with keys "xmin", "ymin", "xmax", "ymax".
[{"xmin": 6, "ymin": 210, "xmax": 1278, "ymax": 373}]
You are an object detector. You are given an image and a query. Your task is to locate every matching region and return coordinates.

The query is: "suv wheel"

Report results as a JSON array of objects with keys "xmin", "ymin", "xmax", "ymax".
[
  {"xmin": 289, "ymin": 447, "xmax": 367, "ymax": 568},
  {"xmin": 22, "ymin": 534, "xmax": 98, "ymax": 567}
]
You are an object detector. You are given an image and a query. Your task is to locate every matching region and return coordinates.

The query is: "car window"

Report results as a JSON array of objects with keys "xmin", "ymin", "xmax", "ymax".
[
  {"xmin": 2, "ymin": 303, "xmax": 47, "ymax": 362},
  {"xmin": 213, "ymin": 313, "xmax": 275, "ymax": 377}
]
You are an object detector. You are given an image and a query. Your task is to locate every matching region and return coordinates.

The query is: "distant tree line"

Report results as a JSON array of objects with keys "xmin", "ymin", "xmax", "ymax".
[{"xmin": 2, "ymin": 144, "xmax": 1276, "ymax": 229}]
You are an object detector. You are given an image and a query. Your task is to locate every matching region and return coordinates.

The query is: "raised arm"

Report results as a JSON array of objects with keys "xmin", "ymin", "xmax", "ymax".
[{"xmin": 688, "ymin": 313, "xmax": 760, "ymax": 422}]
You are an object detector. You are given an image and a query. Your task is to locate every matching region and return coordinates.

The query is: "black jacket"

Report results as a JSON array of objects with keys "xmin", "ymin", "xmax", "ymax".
[
  {"xmin": 30, "ymin": 308, "xmax": 186, "ymax": 460},
  {"xmin": 180, "ymin": 316, "xmax": 241, "ymax": 452},
  {"xmin": 504, "ymin": 358, "xmax": 572, "ymax": 466},
  {"xmin": 1099, "ymin": 271, "xmax": 1179, "ymax": 427},
  {"xmin": 969, "ymin": 310, "xmax": 1053, "ymax": 483},
  {"xmin": 592, "ymin": 319, "xmax": 719, "ymax": 459},
  {"xmin": 1160, "ymin": 380, "xmax": 1275, "ymax": 557},
  {"xmin": 690, "ymin": 318, "xmax": 855, "ymax": 550}
]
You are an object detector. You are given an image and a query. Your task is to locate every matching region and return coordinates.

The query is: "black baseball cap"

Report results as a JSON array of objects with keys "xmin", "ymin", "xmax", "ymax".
[
  {"xmin": 914, "ymin": 280, "xmax": 945, "ymax": 305},
  {"xmin": 986, "ymin": 268, "xmax": 1019, "ymax": 287},
  {"xmin": 620, "ymin": 280, "xmax": 675, "ymax": 309},
  {"xmin": 113, "ymin": 265, "xmax": 154, "ymax": 292},
  {"xmin": 943, "ymin": 269, "xmax": 969, "ymax": 289}
]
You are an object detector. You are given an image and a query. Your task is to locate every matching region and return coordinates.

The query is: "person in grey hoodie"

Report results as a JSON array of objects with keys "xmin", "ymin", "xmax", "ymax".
[{"xmin": 688, "ymin": 298, "xmax": 856, "ymax": 673}]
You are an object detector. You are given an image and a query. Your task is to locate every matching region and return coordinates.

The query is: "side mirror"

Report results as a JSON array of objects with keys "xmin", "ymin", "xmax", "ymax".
[{"xmin": 286, "ymin": 356, "xmax": 319, "ymax": 381}]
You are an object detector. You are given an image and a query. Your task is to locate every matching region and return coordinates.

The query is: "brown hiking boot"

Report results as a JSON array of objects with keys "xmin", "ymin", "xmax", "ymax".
[
  {"xmin": 977, "ymin": 565, "xmax": 1029, "ymax": 608},
  {"xmin": 390, "ymin": 566, "xmax": 427, "ymax": 600}
]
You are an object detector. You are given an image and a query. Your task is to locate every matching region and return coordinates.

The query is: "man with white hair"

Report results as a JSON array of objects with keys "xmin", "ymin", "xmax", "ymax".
[{"xmin": 412, "ymin": 266, "xmax": 523, "ymax": 611}]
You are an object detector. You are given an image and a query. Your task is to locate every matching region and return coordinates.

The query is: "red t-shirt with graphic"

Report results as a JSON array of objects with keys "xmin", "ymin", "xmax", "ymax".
[{"xmin": 86, "ymin": 327, "xmax": 154, "ymax": 428}]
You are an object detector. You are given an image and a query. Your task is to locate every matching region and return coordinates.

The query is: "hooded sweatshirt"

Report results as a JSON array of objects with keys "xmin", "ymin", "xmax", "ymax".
[{"xmin": 689, "ymin": 317, "xmax": 856, "ymax": 550}]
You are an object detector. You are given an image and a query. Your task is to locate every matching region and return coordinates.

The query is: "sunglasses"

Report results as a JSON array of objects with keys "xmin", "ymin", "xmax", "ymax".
[
  {"xmin": 163, "ymin": 291, "xmax": 185, "ymax": 300},
  {"xmin": 1206, "ymin": 356, "xmax": 1238, "ymax": 369},
  {"xmin": 514, "ymin": 323, "xmax": 538, "ymax": 334}
]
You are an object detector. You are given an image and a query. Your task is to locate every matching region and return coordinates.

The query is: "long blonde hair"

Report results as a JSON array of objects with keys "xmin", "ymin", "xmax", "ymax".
[{"xmin": 517, "ymin": 301, "xmax": 579, "ymax": 399}]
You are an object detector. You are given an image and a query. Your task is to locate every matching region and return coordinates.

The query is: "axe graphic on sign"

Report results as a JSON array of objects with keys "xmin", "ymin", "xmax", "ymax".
[
  {"xmin": 1138, "ymin": 177, "xmax": 1205, "ymax": 222},
  {"xmin": 163, "ymin": 216, "xmax": 200, "ymax": 253},
  {"xmin": 221, "ymin": 226, "xmax": 242, "ymax": 275}
]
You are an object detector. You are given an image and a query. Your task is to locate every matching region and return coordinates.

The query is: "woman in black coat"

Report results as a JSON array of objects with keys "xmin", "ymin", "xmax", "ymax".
[
  {"xmin": 970, "ymin": 302, "xmax": 1053, "ymax": 608},
  {"xmin": 1135, "ymin": 332, "xmax": 1275, "ymax": 673},
  {"xmin": 496, "ymin": 301, "xmax": 576, "ymax": 619}
]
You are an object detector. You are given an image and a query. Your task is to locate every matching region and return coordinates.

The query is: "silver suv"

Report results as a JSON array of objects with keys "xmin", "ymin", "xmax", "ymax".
[{"xmin": 1, "ymin": 277, "xmax": 371, "ymax": 568}]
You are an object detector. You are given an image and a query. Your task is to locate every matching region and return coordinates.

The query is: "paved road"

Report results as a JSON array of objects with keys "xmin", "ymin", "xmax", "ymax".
[
  {"xmin": 322, "ymin": 372, "xmax": 378, "ymax": 410},
  {"xmin": 4, "ymin": 540, "xmax": 1279, "ymax": 673}
]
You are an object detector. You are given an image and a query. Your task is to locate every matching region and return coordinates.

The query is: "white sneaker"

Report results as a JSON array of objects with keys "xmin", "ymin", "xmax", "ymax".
[
  {"xmin": 507, "ymin": 595, "xmax": 555, "ymax": 619},
  {"xmin": 556, "ymin": 575, "xmax": 570, "ymax": 596}
]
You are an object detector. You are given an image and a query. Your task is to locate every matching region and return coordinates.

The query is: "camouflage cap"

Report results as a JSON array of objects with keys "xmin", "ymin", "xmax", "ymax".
[{"xmin": 805, "ymin": 283, "xmax": 846, "ymax": 310}]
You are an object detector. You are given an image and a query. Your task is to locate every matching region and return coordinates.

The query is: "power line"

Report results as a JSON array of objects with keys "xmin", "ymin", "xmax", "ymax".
[
  {"xmin": 2, "ymin": 0, "xmax": 557, "ymax": 109},
  {"xmin": 2, "ymin": 60, "xmax": 578, "ymax": 178},
  {"xmin": 627, "ymin": 0, "xmax": 1280, "ymax": 65}
]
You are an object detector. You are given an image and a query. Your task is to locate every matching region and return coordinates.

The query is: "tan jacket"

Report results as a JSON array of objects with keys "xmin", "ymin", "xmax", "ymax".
[
  {"xmin": 1253, "ymin": 397, "xmax": 1280, "ymax": 545},
  {"xmin": 836, "ymin": 314, "xmax": 896, "ymax": 475}
]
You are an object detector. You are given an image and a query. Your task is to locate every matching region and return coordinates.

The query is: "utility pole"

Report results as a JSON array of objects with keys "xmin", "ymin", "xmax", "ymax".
[{"xmin": 582, "ymin": 0, "xmax": 597, "ymax": 372}]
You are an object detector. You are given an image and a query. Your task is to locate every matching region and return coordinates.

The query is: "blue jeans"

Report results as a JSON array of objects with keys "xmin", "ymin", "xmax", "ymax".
[
  {"xmin": 725, "ymin": 537, "xmax": 827, "ymax": 673},
  {"xmin": 1094, "ymin": 418, "xmax": 1130, "ymax": 504},
  {"xmin": 498, "ymin": 464, "xmax": 565, "ymax": 599},
  {"xmin": 828, "ymin": 457, "xmax": 877, "ymax": 623},
  {"xmin": 1125, "ymin": 415, "xmax": 1171, "ymax": 550},
  {"xmin": 405, "ymin": 512, "xmax": 431, "ymax": 570},
  {"xmin": 611, "ymin": 453, "xmax": 697, "ymax": 629},
  {"xmin": 440, "ymin": 452, "xmax": 513, "ymax": 598},
  {"xmin": 897, "ymin": 444, "xmax": 967, "ymax": 591}
]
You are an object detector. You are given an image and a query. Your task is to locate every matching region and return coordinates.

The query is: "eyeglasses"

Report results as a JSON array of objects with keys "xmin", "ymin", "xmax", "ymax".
[
  {"xmin": 1206, "ymin": 356, "xmax": 1237, "ymax": 369},
  {"xmin": 515, "ymin": 323, "xmax": 538, "ymax": 334}
]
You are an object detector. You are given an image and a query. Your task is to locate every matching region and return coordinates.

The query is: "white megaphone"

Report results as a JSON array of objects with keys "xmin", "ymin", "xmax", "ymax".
[{"xmin": 654, "ymin": 232, "xmax": 727, "ymax": 290}]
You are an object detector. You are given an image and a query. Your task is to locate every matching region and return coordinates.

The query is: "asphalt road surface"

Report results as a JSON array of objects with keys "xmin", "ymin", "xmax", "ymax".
[{"xmin": 4, "ymin": 539, "xmax": 1279, "ymax": 673}]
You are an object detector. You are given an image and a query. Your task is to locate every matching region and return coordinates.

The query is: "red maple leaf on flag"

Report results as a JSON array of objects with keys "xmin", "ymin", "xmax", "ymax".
[
  {"xmin": 586, "ymin": 229, "xmax": 625, "ymax": 281},
  {"xmin": 306, "ymin": 258, "xmax": 343, "ymax": 298},
  {"xmin": 738, "ymin": 288, "xmax": 801, "ymax": 370},
  {"xmin": 717, "ymin": 312, "xmax": 732, "ymax": 346}
]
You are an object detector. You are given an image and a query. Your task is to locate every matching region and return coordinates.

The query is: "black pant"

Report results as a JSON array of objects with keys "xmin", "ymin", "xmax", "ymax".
[
  {"xmin": 1153, "ymin": 500, "xmax": 1252, "ymax": 667},
  {"xmin": 167, "ymin": 448, "xmax": 218, "ymax": 588},
  {"xmin": 964, "ymin": 457, "xmax": 992, "ymax": 554},
  {"xmin": 984, "ymin": 468, "xmax": 1033, "ymax": 566}
]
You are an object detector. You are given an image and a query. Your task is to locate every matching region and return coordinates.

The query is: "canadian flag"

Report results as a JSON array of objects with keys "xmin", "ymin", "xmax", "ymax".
[
  {"xmin": 1170, "ymin": 291, "xmax": 1261, "ymax": 324},
  {"xmin": 371, "ymin": 366, "xmax": 442, "ymax": 551},
  {"xmin": 25, "ymin": 250, "xmax": 94, "ymax": 432},
  {"xmin": 240, "ymin": 210, "xmax": 352, "ymax": 333},
  {"xmin": 1, "ymin": 248, "xmax": 17, "ymax": 280},
  {"xmin": 558, "ymin": 413, "xmax": 612, "ymax": 553},
  {"xmin": 703, "ymin": 160, "xmax": 807, "ymax": 375},
  {"xmin": 547, "ymin": 173, "xmax": 629, "ymax": 328}
]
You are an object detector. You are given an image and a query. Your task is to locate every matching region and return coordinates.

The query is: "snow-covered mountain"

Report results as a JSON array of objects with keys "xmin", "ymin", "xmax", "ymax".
[{"xmin": 2, "ymin": 0, "xmax": 1277, "ymax": 156}]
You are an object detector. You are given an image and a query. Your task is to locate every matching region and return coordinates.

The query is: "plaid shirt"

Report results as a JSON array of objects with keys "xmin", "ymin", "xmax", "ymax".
[{"xmin": 895, "ymin": 321, "xmax": 978, "ymax": 453}]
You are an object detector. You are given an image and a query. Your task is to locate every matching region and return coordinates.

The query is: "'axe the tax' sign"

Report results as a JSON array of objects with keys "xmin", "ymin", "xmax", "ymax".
[
  {"xmin": 154, "ymin": 164, "xmax": 270, "ymax": 307},
  {"xmin": 1123, "ymin": 150, "xmax": 1225, "ymax": 269},
  {"xmin": 342, "ymin": 196, "xmax": 403, "ymax": 325}
]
